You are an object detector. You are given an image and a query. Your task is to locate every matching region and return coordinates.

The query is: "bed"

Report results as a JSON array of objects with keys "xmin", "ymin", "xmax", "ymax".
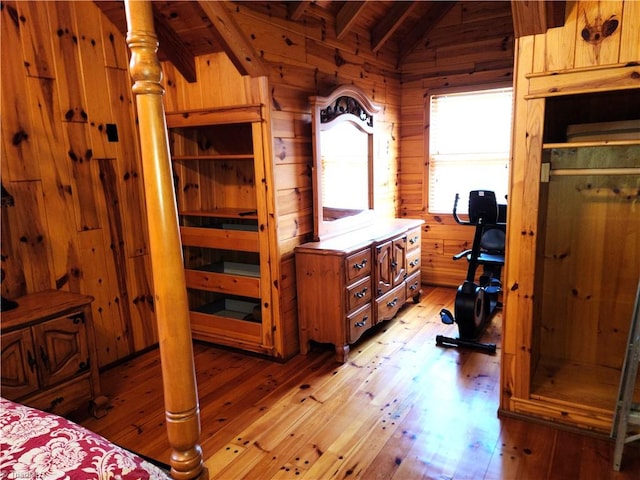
[{"xmin": 0, "ymin": 397, "xmax": 170, "ymax": 479}]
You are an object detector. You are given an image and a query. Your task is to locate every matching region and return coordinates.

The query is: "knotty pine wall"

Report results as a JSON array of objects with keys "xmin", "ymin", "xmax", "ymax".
[
  {"xmin": 398, "ymin": 1, "xmax": 515, "ymax": 287},
  {"xmin": 221, "ymin": 2, "xmax": 404, "ymax": 356},
  {"xmin": 1, "ymin": 0, "xmax": 521, "ymax": 367},
  {"xmin": 1, "ymin": 1, "xmax": 157, "ymax": 368}
]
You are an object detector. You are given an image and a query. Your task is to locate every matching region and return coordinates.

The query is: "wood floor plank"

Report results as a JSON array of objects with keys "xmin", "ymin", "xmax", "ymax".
[{"xmin": 74, "ymin": 286, "xmax": 640, "ymax": 479}]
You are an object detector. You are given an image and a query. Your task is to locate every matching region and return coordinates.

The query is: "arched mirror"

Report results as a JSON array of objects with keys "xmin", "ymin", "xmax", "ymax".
[{"xmin": 310, "ymin": 85, "xmax": 380, "ymax": 241}]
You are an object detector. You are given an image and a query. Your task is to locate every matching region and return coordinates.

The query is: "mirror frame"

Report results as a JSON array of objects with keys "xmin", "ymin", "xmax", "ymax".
[{"xmin": 310, "ymin": 85, "xmax": 380, "ymax": 241}]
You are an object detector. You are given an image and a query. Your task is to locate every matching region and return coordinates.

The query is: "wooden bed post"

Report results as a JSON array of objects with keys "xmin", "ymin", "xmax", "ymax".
[{"xmin": 123, "ymin": 2, "xmax": 207, "ymax": 479}]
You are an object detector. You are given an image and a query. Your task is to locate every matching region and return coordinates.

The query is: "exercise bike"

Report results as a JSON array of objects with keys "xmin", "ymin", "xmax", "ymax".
[{"xmin": 435, "ymin": 190, "xmax": 506, "ymax": 354}]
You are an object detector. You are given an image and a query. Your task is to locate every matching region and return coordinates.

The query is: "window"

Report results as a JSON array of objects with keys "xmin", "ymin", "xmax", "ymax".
[{"xmin": 428, "ymin": 87, "xmax": 513, "ymax": 214}]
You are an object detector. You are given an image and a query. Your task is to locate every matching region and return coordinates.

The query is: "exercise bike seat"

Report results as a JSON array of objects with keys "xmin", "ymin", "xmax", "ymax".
[{"xmin": 472, "ymin": 252, "xmax": 504, "ymax": 266}]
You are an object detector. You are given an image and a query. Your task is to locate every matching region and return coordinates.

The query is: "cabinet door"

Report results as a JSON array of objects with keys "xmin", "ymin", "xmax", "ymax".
[
  {"xmin": 375, "ymin": 240, "xmax": 393, "ymax": 296},
  {"xmin": 1, "ymin": 329, "xmax": 39, "ymax": 400},
  {"xmin": 32, "ymin": 313, "xmax": 90, "ymax": 388},
  {"xmin": 391, "ymin": 237, "xmax": 407, "ymax": 287}
]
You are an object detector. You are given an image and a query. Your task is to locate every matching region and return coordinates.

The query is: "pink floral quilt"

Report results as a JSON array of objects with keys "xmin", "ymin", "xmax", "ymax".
[{"xmin": 0, "ymin": 397, "xmax": 170, "ymax": 479}]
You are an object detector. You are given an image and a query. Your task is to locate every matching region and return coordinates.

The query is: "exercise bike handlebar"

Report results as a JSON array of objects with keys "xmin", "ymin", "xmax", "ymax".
[{"xmin": 452, "ymin": 193, "xmax": 467, "ymax": 225}]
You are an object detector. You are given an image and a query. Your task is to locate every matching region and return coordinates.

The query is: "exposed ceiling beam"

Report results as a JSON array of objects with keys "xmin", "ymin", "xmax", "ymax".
[
  {"xmin": 511, "ymin": 0, "xmax": 566, "ymax": 38},
  {"xmin": 397, "ymin": 1, "xmax": 457, "ymax": 67},
  {"xmin": 197, "ymin": 0, "xmax": 267, "ymax": 77},
  {"xmin": 151, "ymin": 6, "xmax": 197, "ymax": 83},
  {"xmin": 336, "ymin": 1, "xmax": 367, "ymax": 41},
  {"xmin": 371, "ymin": 2, "xmax": 420, "ymax": 53},
  {"xmin": 287, "ymin": 1, "xmax": 311, "ymax": 21}
]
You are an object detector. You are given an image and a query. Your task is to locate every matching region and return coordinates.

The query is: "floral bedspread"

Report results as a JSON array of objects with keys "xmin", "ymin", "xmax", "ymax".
[{"xmin": 0, "ymin": 397, "xmax": 170, "ymax": 480}]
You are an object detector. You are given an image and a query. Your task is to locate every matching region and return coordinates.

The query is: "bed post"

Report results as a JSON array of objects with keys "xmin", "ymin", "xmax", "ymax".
[{"xmin": 123, "ymin": 2, "xmax": 207, "ymax": 479}]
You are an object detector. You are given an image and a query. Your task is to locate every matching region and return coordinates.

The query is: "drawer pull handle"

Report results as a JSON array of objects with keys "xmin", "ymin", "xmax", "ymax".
[
  {"xmin": 71, "ymin": 314, "xmax": 84, "ymax": 324},
  {"xmin": 354, "ymin": 316, "xmax": 368, "ymax": 328},
  {"xmin": 40, "ymin": 346, "xmax": 50, "ymax": 368},
  {"xmin": 354, "ymin": 287, "xmax": 368, "ymax": 299},
  {"xmin": 410, "ymin": 259, "xmax": 419, "ymax": 268},
  {"xmin": 410, "ymin": 236, "xmax": 419, "ymax": 245},
  {"xmin": 409, "ymin": 282, "xmax": 419, "ymax": 291},
  {"xmin": 387, "ymin": 298, "xmax": 398, "ymax": 308},
  {"xmin": 353, "ymin": 259, "xmax": 367, "ymax": 270},
  {"xmin": 391, "ymin": 261, "xmax": 397, "ymax": 269},
  {"xmin": 49, "ymin": 396, "xmax": 64, "ymax": 412},
  {"xmin": 27, "ymin": 350, "xmax": 36, "ymax": 372}
]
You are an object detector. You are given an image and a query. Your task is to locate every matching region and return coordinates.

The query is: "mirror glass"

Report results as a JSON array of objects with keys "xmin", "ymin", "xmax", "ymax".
[
  {"xmin": 311, "ymin": 86, "xmax": 379, "ymax": 241},
  {"xmin": 320, "ymin": 121, "xmax": 369, "ymax": 218}
]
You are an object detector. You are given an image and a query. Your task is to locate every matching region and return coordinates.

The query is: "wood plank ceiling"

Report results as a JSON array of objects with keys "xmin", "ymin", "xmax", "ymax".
[{"xmin": 95, "ymin": 1, "xmax": 565, "ymax": 84}]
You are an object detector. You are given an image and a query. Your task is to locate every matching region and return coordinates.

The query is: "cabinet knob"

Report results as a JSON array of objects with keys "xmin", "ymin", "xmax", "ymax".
[
  {"xmin": 387, "ymin": 298, "xmax": 398, "ymax": 308},
  {"xmin": 78, "ymin": 359, "xmax": 90, "ymax": 373}
]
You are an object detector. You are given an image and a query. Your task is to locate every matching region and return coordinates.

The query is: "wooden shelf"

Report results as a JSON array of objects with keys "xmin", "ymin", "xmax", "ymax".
[
  {"xmin": 543, "ymin": 139, "xmax": 640, "ymax": 149},
  {"xmin": 179, "ymin": 208, "xmax": 258, "ymax": 220},
  {"xmin": 531, "ymin": 356, "xmax": 640, "ymax": 411},
  {"xmin": 165, "ymin": 104, "xmax": 262, "ymax": 127},
  {"xmin": 172, "ymin": 154, "xmax": 254, "ymax": 161},
  {"xmin": 185, "ymin": 263, "xmax": 261, "ymax": 298},
  {"xmin": 180, "ymin": 226, "xmax": 259, "ymax": 252}
]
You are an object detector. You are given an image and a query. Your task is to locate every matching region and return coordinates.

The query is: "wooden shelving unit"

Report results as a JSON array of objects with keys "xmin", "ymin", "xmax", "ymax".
[
  {"xmin": 502, "ymin": 63, "xmax": 640, "ymax": 432},
  {"xmin": 166, "ymin": 106, "xmax": 277, "ymax": 356}
]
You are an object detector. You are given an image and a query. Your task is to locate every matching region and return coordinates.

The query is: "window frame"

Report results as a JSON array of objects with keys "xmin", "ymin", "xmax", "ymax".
[{"xmin": 425, "ymin": 82, "xmax": 514, "ymax": 216}]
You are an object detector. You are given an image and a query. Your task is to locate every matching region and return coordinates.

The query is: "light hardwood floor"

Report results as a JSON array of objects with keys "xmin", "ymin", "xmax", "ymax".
[{"xmin": 76, "ymin": 286, "xmax": 640, "ymax": 479}]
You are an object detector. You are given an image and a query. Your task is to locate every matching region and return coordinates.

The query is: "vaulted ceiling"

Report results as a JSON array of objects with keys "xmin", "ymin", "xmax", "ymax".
[{"xmin": 95, "ymin": 1, "xmax": 565, "ymax": 83}]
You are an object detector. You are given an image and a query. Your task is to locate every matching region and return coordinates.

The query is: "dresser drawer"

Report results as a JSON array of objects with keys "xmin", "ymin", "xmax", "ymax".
[
  {"xmin": 405, "ymin": 271, "xmax": 421, "ymax": 300},
  {"xmin": 346, "ymin": 276, "xmax": 372, "ymax": 312},
  {"xmin": 345, "ymin": 248, "xmax": 372, "ymax": 283},
  {"xmin": 376, "ymin": 283, "xmax": 406, "ymax": 323},
  {"xmin": 406, "ymin": 248, "xmax": 421, "ymax": 276},
  {"xmin": 347, "ymin": 304, "xmax": 372, "ymax": 344},
  {"xmin": 406, "ymin": 227, "xmax": 421, "ymax": 252}
]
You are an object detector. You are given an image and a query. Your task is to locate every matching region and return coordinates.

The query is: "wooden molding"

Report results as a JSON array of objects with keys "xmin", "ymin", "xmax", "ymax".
[
  {"xmin": 397, "ymin": 1, "xmax": 457, "ymax": 67},
  {"xmin": 197, "ymin": 0, "xmax": 267, "ymax": 77},
  {"xmin": 371, "ymin": 2, "xmax": 419, "ymax": 53},
  {"xmin": 152, "ymin": 7, "xmax": 197, "ymax": 83},
  {"xmin": 511, "ymin": 0, "xmax": 566, "ymax": 38},
  {"xmin": 336, "ymin": 1, "xmax": 366, "ymax": 41}
]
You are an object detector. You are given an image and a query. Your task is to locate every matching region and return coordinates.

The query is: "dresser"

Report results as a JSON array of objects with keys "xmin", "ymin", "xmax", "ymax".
[
  {"xmin": 1, "ymin": 290, "xmax": 106, "ymax": 417},
  {"xmin": 296, "ymin": 218, "xmax": 423, "ymax": 362}
]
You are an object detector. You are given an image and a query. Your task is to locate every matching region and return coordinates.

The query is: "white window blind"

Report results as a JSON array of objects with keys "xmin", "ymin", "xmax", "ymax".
[{"xmin": 428, "ymin": 87, "xmax": 513, "ymax": 214}]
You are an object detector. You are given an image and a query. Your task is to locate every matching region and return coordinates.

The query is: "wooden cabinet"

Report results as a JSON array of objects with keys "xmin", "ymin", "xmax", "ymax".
[
  {"xmin": 296, "ymin": 219, "xmax": 423, "ymax": 362},
  {"xmin": 166, "ymin": 105, "xmax": 280, "ymax": 357},
  {"xmin": 1, "ymin": 290, "xmax": 104, "ymax": 417},
  {"xmin": 501, "ymin": 30, "xmax": 640, "ymax": 433}
]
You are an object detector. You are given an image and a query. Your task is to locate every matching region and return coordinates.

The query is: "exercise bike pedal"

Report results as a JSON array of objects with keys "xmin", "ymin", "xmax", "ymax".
[{"xmin": 439, "ymin": 308, "xmax": 455, "ymax": 325}]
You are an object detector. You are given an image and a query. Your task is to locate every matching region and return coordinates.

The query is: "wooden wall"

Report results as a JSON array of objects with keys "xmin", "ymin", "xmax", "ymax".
[
  {"xmin": 1, "ymin": 0, "xmax": 521, "ymax": 367},
  {"xmin": 1, "ymin": 1, "xmax": 157, "ymax": 368},
  {"xmin": 398, "ymin": 1, "xmax": 515, "ymax": 287}
]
